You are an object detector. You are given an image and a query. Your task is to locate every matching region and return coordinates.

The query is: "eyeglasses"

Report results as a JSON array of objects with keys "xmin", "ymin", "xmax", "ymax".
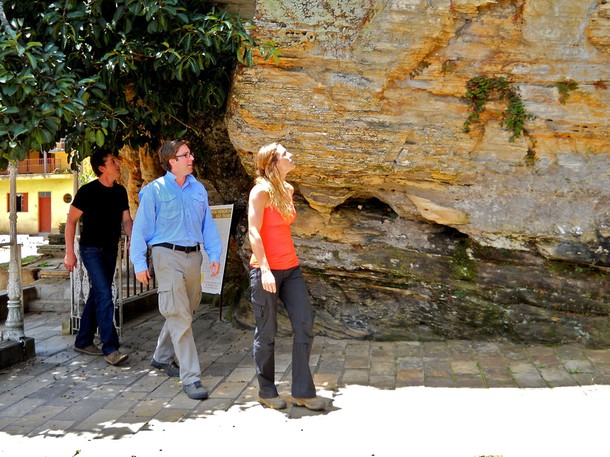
[{"xmin": 174, "ymin": 152, "xmax": 194, "ymax": 159}]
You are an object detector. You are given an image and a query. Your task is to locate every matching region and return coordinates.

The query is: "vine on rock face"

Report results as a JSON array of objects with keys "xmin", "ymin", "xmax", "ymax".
[
  {"xmin": 463, "ymin": 76, "xmax": 534, "ymax": 142},
  {"xmin": 555, "ymin": 79, "xmax": 579, "ymax": 104}
]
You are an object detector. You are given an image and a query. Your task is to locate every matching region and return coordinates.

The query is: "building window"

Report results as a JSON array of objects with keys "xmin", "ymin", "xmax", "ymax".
[{"xmin": 6, "ymin": 193, "xmax": 28, "ymax": 212}]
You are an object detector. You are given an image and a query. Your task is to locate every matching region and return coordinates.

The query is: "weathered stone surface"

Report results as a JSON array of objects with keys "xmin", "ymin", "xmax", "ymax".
[
  {"xmin": 232, "ymin": 196, "xmax": 610, "ymax": 347},
  {"xmin": 225, "ymin": 0, "xmax": 610, "ymax": 346}
]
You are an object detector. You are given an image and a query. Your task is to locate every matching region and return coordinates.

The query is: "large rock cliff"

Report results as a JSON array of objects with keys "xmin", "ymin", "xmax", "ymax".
[{"xmin": 224, "ymin": 0, "xmax": 610, "ymax": 346}]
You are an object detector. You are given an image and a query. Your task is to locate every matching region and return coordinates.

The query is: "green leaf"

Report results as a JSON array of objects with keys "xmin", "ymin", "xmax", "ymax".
[
  {"xmin": 95, "ymin": 129, "xmax": 105, "ymax": 147},
  {"xmin": 40, "ymin": 128, "xmax": 53, "ymax": 144},
  {"xmin": 12, "ymin": 126, "xmax": 29, "ymax": 138},
  {"xmin": 85, "ymin": 129, "xmax": 96, "ymax": 143},
  {"xmin": 25, "ymin": 52, "xmax": 39, "ymax": 70},
  {"xmin": 2, "ymin": 85, "xmax": 18, "ymax": 97},
  {"xmin": 32, "ymin": 128, "xmax": 44, "ymax": 144}
]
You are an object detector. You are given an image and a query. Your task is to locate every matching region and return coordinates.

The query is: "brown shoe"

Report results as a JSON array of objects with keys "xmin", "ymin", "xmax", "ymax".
[
  {"xmin": 292, "ymin": 396, "xmax": 327, "ymax": 411},
  {"xmin": 104, "ymin": 351, "xmax": 128, "ymax": 366},
  {"xmin": 259, "ymin": 396, "xmax": 287, "ymax": 409},
  {"xmin": 74, "ymin": 344, "xmax": 103, "ymax": 356}
]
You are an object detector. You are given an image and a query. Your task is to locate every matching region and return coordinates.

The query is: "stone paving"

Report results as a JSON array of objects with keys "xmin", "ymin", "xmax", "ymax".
[{"xmin": 0, "ymin": 305, "xmax": 609, "ymax": 456}]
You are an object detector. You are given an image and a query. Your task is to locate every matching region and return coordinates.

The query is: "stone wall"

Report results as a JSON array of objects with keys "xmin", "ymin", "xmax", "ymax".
[{"xmin": 224, "ymin": 0, "xmax": 610, "ymax": 346}]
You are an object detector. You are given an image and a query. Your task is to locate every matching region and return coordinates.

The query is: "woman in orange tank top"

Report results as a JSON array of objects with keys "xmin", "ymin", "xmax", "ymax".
[{"xmin": 247, "ymin": 143, "xmax": 326, "ymax": 411}]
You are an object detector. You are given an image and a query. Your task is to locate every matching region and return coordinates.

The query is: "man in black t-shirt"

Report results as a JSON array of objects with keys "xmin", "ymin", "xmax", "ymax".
[{"xmin": 64, "ymin": 149, "xmax": 133, "ymax": 366}]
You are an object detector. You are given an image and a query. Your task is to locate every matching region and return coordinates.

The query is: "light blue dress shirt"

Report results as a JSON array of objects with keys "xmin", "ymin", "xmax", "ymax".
[{"xmin": 130, "ymin": 171, "xmax": 222, "ymax": 273}]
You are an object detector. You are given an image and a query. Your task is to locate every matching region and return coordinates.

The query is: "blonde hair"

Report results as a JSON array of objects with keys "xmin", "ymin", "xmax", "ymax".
[{"xmin": 254, "ymin": 143, "xmax": 294, "ymax": 219}]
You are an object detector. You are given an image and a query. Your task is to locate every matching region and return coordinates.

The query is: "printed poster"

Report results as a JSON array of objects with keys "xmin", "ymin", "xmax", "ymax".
[{"xmin": 201, "ymin": 204, "xmax": 233, "ymax": 294}]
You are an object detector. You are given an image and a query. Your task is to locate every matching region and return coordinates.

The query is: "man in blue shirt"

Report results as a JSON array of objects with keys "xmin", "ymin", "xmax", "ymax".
[{"xmin": 130, "ymin": 139, "xmax": 221, "ymax": 400}]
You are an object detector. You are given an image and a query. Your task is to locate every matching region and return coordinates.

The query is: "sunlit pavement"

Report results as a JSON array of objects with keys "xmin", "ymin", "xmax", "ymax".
[{"xmin": 1, "ymin": 306, "xmax": 608, "ymax": 457}]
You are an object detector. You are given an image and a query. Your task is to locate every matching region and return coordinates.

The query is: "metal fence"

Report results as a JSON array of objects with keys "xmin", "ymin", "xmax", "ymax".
[{"xmin": 70, "ymin": 235, "xmax": 156, "ymax": 337}]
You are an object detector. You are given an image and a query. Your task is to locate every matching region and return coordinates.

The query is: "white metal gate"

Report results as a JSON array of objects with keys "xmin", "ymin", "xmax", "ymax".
[{"xmin": 69, "ymin": 235, "xmax": 156, "ymax": 336}]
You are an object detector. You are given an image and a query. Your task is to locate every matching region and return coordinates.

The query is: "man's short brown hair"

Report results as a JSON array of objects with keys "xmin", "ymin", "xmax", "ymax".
[{"xmin": 158, "ymin": 140, "xmax": 190, "ymax": 171}]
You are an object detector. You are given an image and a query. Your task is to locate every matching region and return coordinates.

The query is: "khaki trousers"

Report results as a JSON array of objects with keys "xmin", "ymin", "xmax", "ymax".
[{"xmin": 151, "ymin": 246, "xmax": 203, "ymax": 385}]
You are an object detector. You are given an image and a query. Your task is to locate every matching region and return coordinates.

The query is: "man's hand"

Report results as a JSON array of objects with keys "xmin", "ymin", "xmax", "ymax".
[
  {"xmin": 135, "ymin": 270, "xmax": 151, "ymax": 285},
  {"xmin": 63, "ymin": 253, "xmax": 77, "ymax": 272},
  {"xmin": 210, "ymin": 261, "xmax": 221, "ymax": 278}
]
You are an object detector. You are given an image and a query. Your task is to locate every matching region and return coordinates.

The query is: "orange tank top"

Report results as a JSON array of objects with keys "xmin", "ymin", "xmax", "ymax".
[{"xmin": 250, "ymin": 205, "xmax": 299, "ymax": 270}]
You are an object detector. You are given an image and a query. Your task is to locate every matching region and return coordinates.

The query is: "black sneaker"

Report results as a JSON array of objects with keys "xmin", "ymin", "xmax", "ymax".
[{"xmin": 150, "ymin": 358, "xmax": 180, "ymax": 377}]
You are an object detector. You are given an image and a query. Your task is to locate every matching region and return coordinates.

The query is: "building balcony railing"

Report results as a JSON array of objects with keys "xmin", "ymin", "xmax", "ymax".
[{"xmin": 0, "ymin": 158, "xmax": 72, "ymax": 175}]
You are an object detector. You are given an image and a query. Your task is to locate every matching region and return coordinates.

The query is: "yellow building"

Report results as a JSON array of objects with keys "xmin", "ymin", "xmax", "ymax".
[{"xmin": 0, "ymin": 148, "xmax": 76, "ymax": 235}]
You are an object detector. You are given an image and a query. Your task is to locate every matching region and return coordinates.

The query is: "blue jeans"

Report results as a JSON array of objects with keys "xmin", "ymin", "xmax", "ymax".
[{"xmin": 75, "ymin": 245, "xmax": 120, "ymax": 355}]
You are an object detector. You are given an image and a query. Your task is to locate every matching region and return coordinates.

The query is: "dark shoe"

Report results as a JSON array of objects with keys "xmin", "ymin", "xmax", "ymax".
[
  {"xmin": 104, "ymin": 351, "xmax": 128, "ymax": 366},
  {"xmin": 184, "ymin": 381, "xmax": 208, "ymax": 400},
  {"xmin": 292, "ymin": 396, "xmax": 327, "ymax": 411},
  {"xmin": 74, "ymin": 344, "xmax": 103, "ymax": 356},
  {"xmin": 150, "ymin": 358, "xmax": 180, "ymax": 377},
  {"xmin": 259, "ymin": 396, "xmax": 287, "ymax": 409}
]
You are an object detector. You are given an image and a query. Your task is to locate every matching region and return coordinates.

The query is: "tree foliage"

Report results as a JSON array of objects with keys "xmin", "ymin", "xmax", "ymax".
[{"xmin": 0, "ymin": 0, "xmax": 278, "ymax": 168}]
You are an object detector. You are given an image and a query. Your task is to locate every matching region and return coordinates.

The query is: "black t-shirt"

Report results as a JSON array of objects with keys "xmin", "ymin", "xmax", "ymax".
[{"xmin": 72, "ymin": 179, "xmax": 129, "ymax": 248}]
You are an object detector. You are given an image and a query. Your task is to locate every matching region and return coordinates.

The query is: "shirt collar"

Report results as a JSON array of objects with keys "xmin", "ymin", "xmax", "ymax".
[{"xmin": 165, "ymin": 170, "xmax": 195, "ymax": 186}]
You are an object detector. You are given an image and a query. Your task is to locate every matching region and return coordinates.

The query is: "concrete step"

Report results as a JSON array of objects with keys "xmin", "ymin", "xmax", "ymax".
[
  {"xmin": 33, "ymin": 278, "xmax": 71, "ymax": 301},
  {"xmin": 27, "ymin": 278, "xmax": 71, "ymax": 313},
  {"xmin": 38, "ymin": 244, "xmax": 65, "ymax": 258},
  {"xmin": 35, "ymin": 256, "xmax": 70, "ymax": 280},
  {"xmin": 27, "ymin": 298, "xmax": 70, "ymax": 313},
  {"xmin": 38, "ymin": 268, "xmax": 69, "ymax": 280},
  {"xmin": 47, "ymin": 234, "xmax": 65, "ymax": 245}
]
